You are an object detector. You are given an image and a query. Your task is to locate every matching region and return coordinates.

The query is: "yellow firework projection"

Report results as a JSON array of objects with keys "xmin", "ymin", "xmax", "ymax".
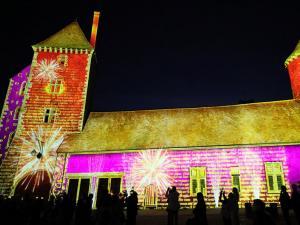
[
  {"xmin": 14, "ymin": 127, "xmax": 64, "ymax": 191},
  {"xmin": 131, "ymin": 149, "xmax": 174, "ymax": 194},
  {"xmin": 34, "ymin": 59, "xmax": 60, "ymax": 80}
]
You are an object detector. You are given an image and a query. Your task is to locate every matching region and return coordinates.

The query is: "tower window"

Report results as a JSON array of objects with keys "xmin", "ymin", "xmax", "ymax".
[
  {"xmin": 19, "ymin": 81, "xmax": 27, "ymax": 96},
  {"xmin": 14, "ymin": 107, "xmax": 21, "ymax": 120},
  {"xmin": 6, "ymin": 132, "xmax": 15, "ymax": 149},
  {"xmin": 57, "ymin": 54, "xmax": 68, "ymax": 67},
  {"xmin": 265, "ymin": 162, "xmax": 285, "ymax": 193},
  {"xmin": 43, "ymin": 108, "xmax": 57, "ymax": 123},
  {"xmin": 49, "ymin": 79, "xmax": 63, "ymax": 94}
]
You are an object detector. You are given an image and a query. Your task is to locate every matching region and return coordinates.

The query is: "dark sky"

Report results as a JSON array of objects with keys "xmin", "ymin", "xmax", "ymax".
[{"xmin": 0, "ymin": 0, "xmax": 299, "ymax": 112}]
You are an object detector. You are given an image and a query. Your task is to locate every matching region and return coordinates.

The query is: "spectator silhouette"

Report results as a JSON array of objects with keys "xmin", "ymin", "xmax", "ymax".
[
  {"xmin": 219, "ymin": 189, "xmax": 231, "ymax": 225},
  {"xmin": 166, "ymin": 186, "xmax": 180, "ymax": 225},
  {"xmin": 279, "ymin": 185, "xmax": 291, "ymax": 225},
  {"xmin": 96, "ymin": 189, "xmax": 112, "ymax": 225},
  {"xmin": 186, "ymin": 192, "xmax": 207, "ymax": 225},
  {"xmin": 111, "ymin": 191, "xmax": 125, "ymax": 225},
  {"xmin": 291, "ymin": 183, "xmax": 300, "ymax": 225},
  {"xmin": 126, "ymin": 190, "xmax": 138, "ymax": 225},
  {"xmin": 252, "ymin": 199, "xmax": 276, "ymax": 225},
  {"xmin": 61, "ymin": 192, "xmax": 75, "ymax": 225},
  {"xmin": 228, "ymin": 191, "xmax": 239, "ymax": 225}
]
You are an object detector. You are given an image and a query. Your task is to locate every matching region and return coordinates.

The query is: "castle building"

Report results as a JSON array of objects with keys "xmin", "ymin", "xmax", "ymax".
[{"xmin": 0, "ymin": 14, "xmax": 300, "ymax": 208}]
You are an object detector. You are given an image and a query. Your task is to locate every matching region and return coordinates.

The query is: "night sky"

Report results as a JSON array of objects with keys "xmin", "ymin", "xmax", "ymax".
[{"xmin": 0, "ymin": 0, "xmax": 299, "ymax": 112}]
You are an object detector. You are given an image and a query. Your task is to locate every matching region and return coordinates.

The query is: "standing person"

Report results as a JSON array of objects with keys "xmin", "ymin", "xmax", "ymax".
[
  {"xmin": 291, "ymin": 184, "xmax": 300, "ymax": 225},
  {"xmin": 252, "ymin": 199, "xmax": 276, "ymax": 225},
  {"xmin": 232, "ymin": 188, "xmax": 239, "ymax": 203},
  {"xmin": 219, "ymin": 189, "xmax": 231, "ymax": 225},
  {"xmin": 193, "ymin": 192, "xmax": 208, "ymax": 225},
  {"xmin": 126, "ymin": 190, "xmax": 138, "ymax": 225},
  {"xmin": 228, "ymin": 192, "xmax": 239, "ymax": 225},
  {"xmin": 166, "ymin": 186, "xmax": 180, "ymax": 225},
  {"xmin": 279, "ymin": 185, "xmax": 291, "ymax": 225}
]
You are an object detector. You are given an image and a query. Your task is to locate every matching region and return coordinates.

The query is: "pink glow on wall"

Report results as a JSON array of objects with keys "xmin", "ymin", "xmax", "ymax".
[
  {"xmin": 286, "ymin": 146, "xmax": 300, "ymax": 184},
  {"xmin": 66, "ymin": 145, "xmax": 300, "ymax": 206}
]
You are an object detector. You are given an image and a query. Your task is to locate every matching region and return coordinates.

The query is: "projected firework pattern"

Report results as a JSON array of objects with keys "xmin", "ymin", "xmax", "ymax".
[
  {"xmin": 14, "ymin": 127, "xmax": 64, "ymax": 191},
  {"xmin": 130, "ymin": 149, "xmax": 174, "ymax": 194},
  {"xmin": 34, "ymin": 59, "xmax": 60, "ymax": 80}
]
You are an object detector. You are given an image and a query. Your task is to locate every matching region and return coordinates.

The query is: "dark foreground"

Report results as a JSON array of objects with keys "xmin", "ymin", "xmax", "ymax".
[{"xmin": 136, "ymin": 208, "xmax": 297, "ymax": 225}]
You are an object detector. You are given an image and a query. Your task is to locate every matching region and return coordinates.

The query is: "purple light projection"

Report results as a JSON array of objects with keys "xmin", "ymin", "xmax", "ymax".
[
  {"xmin": 0, "ymin": 66, "xmax": 30, "ymax": 160},
  {"xmin": 66, "ymin": 145, "xmax": 300, "ymax": 206}
]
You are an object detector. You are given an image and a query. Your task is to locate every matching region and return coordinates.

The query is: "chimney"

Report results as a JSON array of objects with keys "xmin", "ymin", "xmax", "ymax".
[
  {"xmin": 90, "ymin": 11, "xmax": 100, "ymax": 48},
  {"xmin": 285, "ymin": 41, "xmax": 300, "ymax": 99}
]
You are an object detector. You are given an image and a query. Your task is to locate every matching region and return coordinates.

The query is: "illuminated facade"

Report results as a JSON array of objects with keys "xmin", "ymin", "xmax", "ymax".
[{"xmin": 0, "ymin": 14, "xmax": 300, "ymax": 208}]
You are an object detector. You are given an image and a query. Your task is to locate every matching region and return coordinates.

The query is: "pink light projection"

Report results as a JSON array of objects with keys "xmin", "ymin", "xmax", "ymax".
[{"xmin": 66, "ymin": 145, "xmax": 300, "ymax": 206}]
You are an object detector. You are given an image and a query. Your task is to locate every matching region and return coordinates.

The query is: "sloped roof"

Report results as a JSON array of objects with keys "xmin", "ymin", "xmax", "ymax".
[
  {"xmin": 58, "ymin": 99, "xmax": 300, "ymax": 153},
  {"xmin": 285, "ymin": 40, "xmax": 300, "ymax": 66},
  {"xmin": 33, "ymin": 22, "xmax": 93, "ymax": 50}
]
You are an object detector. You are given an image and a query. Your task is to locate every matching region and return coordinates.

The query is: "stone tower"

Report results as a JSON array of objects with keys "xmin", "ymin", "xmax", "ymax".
[{"xmin": 0, "ymin": 22, "xmax": 95, "ymax": 197}]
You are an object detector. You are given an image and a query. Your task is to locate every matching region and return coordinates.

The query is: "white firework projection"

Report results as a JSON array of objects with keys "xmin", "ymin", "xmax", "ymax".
[
  {"xmin": 14, "ymin": 127, "xmax": 64, "ymax": 192},
  {"xmin": 34, "ymin": 59, "xmax": 60, "ymax": 80},
  {"xmin": 130, "ymin": 149, "xmax": 174, "ymax": 194}
]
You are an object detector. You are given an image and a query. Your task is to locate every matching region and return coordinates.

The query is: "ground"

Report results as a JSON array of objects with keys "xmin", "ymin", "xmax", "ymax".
[{"xmin": 135, "ymin": 208, "xmax": 298, "ymax": 225}]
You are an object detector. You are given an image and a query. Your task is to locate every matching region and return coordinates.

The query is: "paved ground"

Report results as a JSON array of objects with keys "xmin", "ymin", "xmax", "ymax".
[{"xmin": 135, "ymin": 208, "xmax": 298, "ymax": 225}]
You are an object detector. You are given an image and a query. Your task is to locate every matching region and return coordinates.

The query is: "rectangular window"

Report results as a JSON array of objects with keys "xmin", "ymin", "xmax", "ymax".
[
  {"xmin": 43, "ymin": 108, "xmax": 56, "ymax": 123},
  {"xmin": 265, "ymin": 162, "xmax": 285, "ymax": 193},
  {"xmin": 190, "ymin": 167, "xmax": 207, "ymax": 196},
  {"xmin": 231, "ymin": 167, "xmax": 241, "ymax": 192},
  {"xmin": 96, "ymin": 175, "xmax": 122, "ymax": 208},
  {"xmin": 68, "ymin": 179, "xmax": 79, "ymax": 203},
  {"xmin": 67, "ymin": 178, "xmax": 91, "ymax": 203},
  {"xmin": 49, "ymin": 79, "xmax": 63, "ymax": 94}
]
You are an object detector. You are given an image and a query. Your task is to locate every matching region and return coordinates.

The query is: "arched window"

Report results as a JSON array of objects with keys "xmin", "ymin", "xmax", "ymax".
[
  {"xmin": 19, "ymin": 81, "xmax": 27, "ymax": 96},
  {"xmin": 6, "ymin": 131, "xmax": 15, "ymax": 149},
  {"xmin": 57, "ymin": 54, "xmax": 68, "ymax": 67},
  {"xmin": 14, "ymin": 107, "xmax": 21, "ymax": 120}
]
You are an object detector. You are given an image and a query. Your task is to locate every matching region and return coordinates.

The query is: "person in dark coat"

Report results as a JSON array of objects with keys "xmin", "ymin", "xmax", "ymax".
[
  {"xmin": 193, "ymin": 192, "xmax": 208, "ymax": 225},
  {"xmin": 219, "ymin": 189, "xmax": 231, "ymax": 225},
  {"xmin": 291, "ymin": 184, "xmax": 300, "ymax": 225},
  {"xmin": 126, "ymin": 190, "xmax": 138, "ymax": 225},
  {"xmin": 166, "ymin": 186, "xmax": 180, "ymax": 225},
  {"xmin": 228, "ymin": 192, "xmax": 239, "ymax": 225},
  {"xmin": 279, "ymin": 185, "xmax": 291, "ymax": 225},
  {"xmin": 252, "ymin": 199, "xmax": 276, "ymax": 225}
]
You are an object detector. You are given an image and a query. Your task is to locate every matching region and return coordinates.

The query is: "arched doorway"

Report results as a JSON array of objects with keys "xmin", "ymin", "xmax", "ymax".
[{"xmin": 14, "ymin": 170, "xmax": 51, "ymax": 199}]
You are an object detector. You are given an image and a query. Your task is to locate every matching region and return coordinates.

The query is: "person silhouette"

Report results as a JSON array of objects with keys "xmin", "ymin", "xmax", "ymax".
[
  {"xmin": 126, "ymin": 190, "xmax": 138, "ymax": 225},
  {"xmin": 166, "ymin": 186, "xmax": 180, "ymax": 225},
  {"xmin": 252, "ymin": 199, "xmax": 276, "ymax": 225},
  {"xmin": 228, "ymin": 192, "xmax": 239, "ymax": 225},
  {"xmin": 291, "ymin": 184, "xmax": 300, "ymax": 225},
  {"xmin": 280, "ymin": 185, "xmax": 291, "ymax": 225},
  {"xmin": 193, "ymin": 192, "xmax": 208, "ymax": 225},
  {"xmin": 219, "ymin": 189, "xmax": 231, "ymax": 225}
]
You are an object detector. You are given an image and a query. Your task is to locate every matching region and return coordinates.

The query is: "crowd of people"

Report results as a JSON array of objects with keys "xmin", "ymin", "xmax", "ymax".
[
  {"xmin": 0, "ymin": 188, "xmax": 138, "ymax": 225},
  {"xmin": 0, "ymin": 184, "xmax": 300, "ymax": 225},
  {"xmin": 164, "ymin": 185, "xmax": 300, "ymax": 225}
]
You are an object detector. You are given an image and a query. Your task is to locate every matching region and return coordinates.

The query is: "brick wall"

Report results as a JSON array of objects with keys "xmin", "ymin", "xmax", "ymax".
[{"xmin": 65, "ymin": 145, "xmax": 300, "ymax": 207}]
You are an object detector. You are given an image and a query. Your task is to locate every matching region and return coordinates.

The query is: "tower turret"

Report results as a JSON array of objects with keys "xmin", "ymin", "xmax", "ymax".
[{"xmin": 285, "ymin": 41, "xmax": 300, "ymax": 99}]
